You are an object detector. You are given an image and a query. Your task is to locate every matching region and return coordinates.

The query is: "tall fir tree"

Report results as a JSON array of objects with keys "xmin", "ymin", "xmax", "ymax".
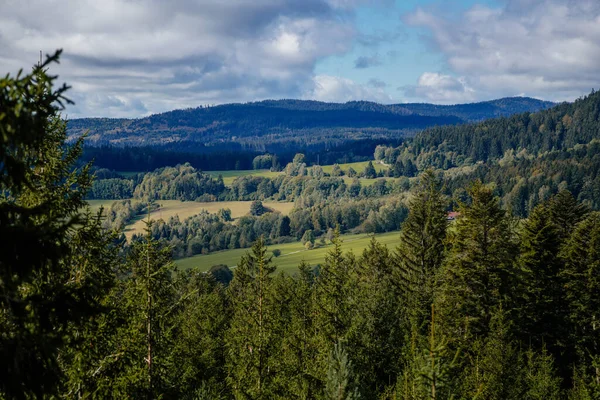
[
  {"xmin": 394, "ymin": 169, "xmax": 447, "ymax": 333},
  {"xmin": 348, "ymin": 237, "xmax": 403, "ymax": 395},
  {"xmin": 548, "ymin": 190, "xmax": 589, "ymax": 241},
  {"xmin": 325, "ymin": 341, "xmax": 361, "ymax": 400},
  {"xmin": 273, "ymin": 262, "xmax": 321, "ymax": 399},
  {"xmin": 226, "ymin": 237, "xmax": 278, "ymax": 399},
  {"xmin": 438, "ymin": 181, "xmax": 518, "ymax": 344},
  {"xmin": 0, "ymin": 51, "xmax": 117, "ymax": 398},
  {"xmin": 314, "ymin": 228, "xmax": 356, "ymax": 379},
  {"xmin": 514, "ymin": 202, "xmax": 567, "ymax": 360},
  {"xmin": 98, "ymin": 220, "xmax": 178, "ymax": 399},
  {"xmin": 171, "ymin": 270, "xmax": 231, "ymax": 398},
  {"xmin": 560, "ymin": 212, "xmax": 600, "ymax": 385}
]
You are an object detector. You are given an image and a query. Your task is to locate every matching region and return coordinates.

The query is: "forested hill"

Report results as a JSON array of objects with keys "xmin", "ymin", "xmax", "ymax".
[
  {"xmin": 377, "ymin": 90, "xmax": 600, "ymax": 214},
  {"xmin": 410, "ymin": 91, "xmax": 600, "ymax": 163},
  {"xmin": 68, "ymin": 97, "xmax": 553, "ymax": 148}
]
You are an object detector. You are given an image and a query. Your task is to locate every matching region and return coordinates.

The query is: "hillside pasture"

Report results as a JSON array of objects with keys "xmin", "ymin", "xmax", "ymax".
[
  {"xmin": 124, "ymin": 200, "xmax": 294, "ymax": 238},
  {"xmin": 205, "ymin": 169, "xmax": 280, "ymax": 185},
  {"xmin": 320, "ymin": 160, "xmax": 387, "ymax": 175},
  {"xmin": 175, "ymin": 230, "xmax": 401, "ymax": 274}
]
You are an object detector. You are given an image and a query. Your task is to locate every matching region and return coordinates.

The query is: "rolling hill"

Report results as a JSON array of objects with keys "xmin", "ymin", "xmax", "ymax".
[{"xmin": 69, "ymin": 97, "xmax": 554, "ymax": 148}]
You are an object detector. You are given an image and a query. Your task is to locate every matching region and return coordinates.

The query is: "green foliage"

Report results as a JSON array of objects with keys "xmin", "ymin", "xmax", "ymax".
[
  {"xmin": 218, "ymin": 207, "xmax": 233, "ymax": 222},
  {"xmin": 226, "ymin": 237, "xmax": 278, "ymax": 398},
  {"xmin": 395, "ymin": 170, "xmax": 447, "ymax": 332},
  {"xmin": 250, "ymin": 199, "xmax": 267, "ymax": 216},
  {"xmin": 0, "ymin": 50, "xmax": 116, "ymax": 399},
  {"xmin": 171, "ymin": 270, "xmax": 230, "ymax": 397},
  {"xmin": 133, "ymin": 163, "xmax": 225, "ymax": 201},
  {"xmin": 331, "ymin": 164, "xmax": 344, "ymax": 177},
  {"xmin": 88, "ymin": 177, "xmax": 134, "ymax": 199},
  {"xmin": 325, "ymin": 341, "xmax": 360, "ymax": 400},
  {"xmin": 438, "ymin": 181, "xmax": 518, "ymax": 342},
  {"xmin": 363, "ymin": 161, "xmax": 377, "ymax": 179},
  {"xmin": 524, "ymin": 347, "xmax": 563, "ymax": 400},
  {"xmin": 560, "ymin": 212, "xmax": 600, "ymax": 375},
  {"xmin": 349, "ymin": 238, "xmax": 403, "ymax": 394},
  {"xmin": 97, "ymin": 222, "xmax": 178, "ymax": 398},
  {"xmin": 514, "ymin": 201, "xmax": 567, "ymax": 365},
  {"xmin": 253, "ymin": 154, "xmax": 275, "ymax": 170}
]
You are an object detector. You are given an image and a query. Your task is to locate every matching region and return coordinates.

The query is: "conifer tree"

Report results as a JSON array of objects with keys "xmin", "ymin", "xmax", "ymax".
[
  {"xmin": 314, "ymin": 229, "xmax": 358, "ymax": 393},
  {"xmin": 315, "ymin": 230, "xmax": 355, "ymax": 344},
  {"xmin": 438, "ymin": 181, "xmax": 518, "ymax": 343},
  {"xmin": 548, "ymin": 190, "xmax": 589, "ymax": 241},
  {"xmin": 325, "ymin": 341, "xmax": 360, "ymax": 400},
  {"xmin": 226, "ymin": 237, "xmax": 277, "ymax": 399},
  {"xmin": 274, "ymin": 262, "xmax": 321, "ymax": 399},
  {"xmin": 560, "ymin": 212, "xmax": 600, "ymax": 384},
  {"xmin": 524, "ymin": 347, "xmax": 562, "ymax": 400},
  {"xmin": 0, "ymin": 51, "xmax": 117, "ymax": 398},
  {"xmin": 98, "ymin": 221, "xmax": 177, "ymax": 398},
  {"xmin": 394, "ymin": 169, "xmax": 447, "ymax": 332},
  {"xmin": 349, "ymin": 237, "xmax": 403, "ymax": 395},
  {"xmin": 415, "ymin": 304, "xmax": 459, "ymax": 400},
  {"xmin": 459, "ymin": 310, "xmax": 525, "ymax": 399},
  {"xmin": 363, "ymin": 161, "xmax": 377, "ymax": 179},
  {"xmin": 171, "ymin": 270, "xmax": 230, "ymax": 398},
  {"xmin": 514, "ymin": 202, "xmax": 566, "ymax": 355}
]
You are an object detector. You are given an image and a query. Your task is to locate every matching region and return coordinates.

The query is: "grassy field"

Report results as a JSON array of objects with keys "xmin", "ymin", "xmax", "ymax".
[
  {"xmin": 204, "ymin": 161, "xmax": 390, "ymax": 187},
  {"xmin": 86, "ymin": 199, "xmax": 294, "ymax": 238},
  {"xmin": 114, "ymin": 160, "xmax": 389, "ymax": 187},
  {"xmin": 87, "ymin": 199, "xmax": 119, "ymax": 214},
  {"xmin": 205, "ymin": 169, "xmax": 280, "ymax": 185},
  {"xmin": 320, "ymin": 160, "xmax": 387, "ymax": 175},
  {"xmin": 175, "ymin": 230, "xmax": 401, "ymax": 274},
  {"xmin": 124, "ymin": 200, "xmax": 293, "ymax": 238}
]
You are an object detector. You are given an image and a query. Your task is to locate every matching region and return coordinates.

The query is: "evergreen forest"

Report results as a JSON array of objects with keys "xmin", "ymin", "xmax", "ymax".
[{"xmin": 2, "ymin": 52, "xmax": 600, "ymax": 400}]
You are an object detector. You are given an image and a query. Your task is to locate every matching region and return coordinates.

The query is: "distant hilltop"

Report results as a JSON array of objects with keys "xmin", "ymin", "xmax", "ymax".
[{"xmin": 68, "ymin": 97, "xmax": 555, "ymax": 148}]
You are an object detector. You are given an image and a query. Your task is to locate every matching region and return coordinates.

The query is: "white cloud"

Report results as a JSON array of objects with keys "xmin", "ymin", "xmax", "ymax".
[
  {"xmin": 307, "ymin": 75, "xmax": 393, "ymax": 103},
  {"xmin": 404, "ymin": 0, "xmax": 600, "ymax": 102},
  {"xmin": 0, "ymin": 0, "xmax": 363, "ymax": 117},
  {"xmin": 403, "ymin": 72, "xmax": 475, "ymax": 104}
]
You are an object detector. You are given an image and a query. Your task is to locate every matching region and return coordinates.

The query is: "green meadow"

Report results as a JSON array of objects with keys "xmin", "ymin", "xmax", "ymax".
[
  {"xmin": 320, "ymin": 160, "xmax": 387, "ymax": 175},
  {"xmin": 175, "ymin": 230, "xmax": 401, "ymax": 274},
  {"xmin": 205, "ymin": 169, "xmax": 280, "ymax": 185}
]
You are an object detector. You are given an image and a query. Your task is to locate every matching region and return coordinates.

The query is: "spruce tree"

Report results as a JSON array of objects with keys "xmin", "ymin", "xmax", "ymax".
[
  {"xmin": 394, "ymin": 169, "xmax": 447, "ymax": 333},
  {"xmin": 314, "ymin": 229, "xmax": 357, "ymax": 393},
  {"xmin": 548, "ymin": 190, "xmax": 589, "ymax": 241},
  {"xmin": 226, "ymin": 237, "xmax": 277, "ymax": 399},
  {"xmin": 315, "ymin": 229, "xmax": 353, "ymax": 344},
  {"xmin": 97, "ymin": 220, "xmax": 177, "ymax": 398},
  {"xmin": 363, "ymin": 161, "xmax": 377, "ymax": 179},
  {"xmin": 325, "ymin": 341, "xmax": 360, "ymax": 400},
  {"xmin": 438, "ymin": 181, "xmax": 518, "ymax": 343},
  {"xmin": 171, "ymin": 270, "xmax": 230, "ymax": 398},
  {"xmin": 0, "ymin": 51, "xmax": 117, "ymax": 398},
  {"xmin": 274, "ymin": 262, "xmax": 321, "ymax": 399},
  {"xmin": 514, "ymin": 203, "xmax": 566, "ymax": 357},
  {"xmin": 524, "ymin": 347, "xmax": 562, "ymax": 400},
  {"xmin": 560, "ymin": 212, "xmax": 600, "ymax": 384},
  {"xmin": 459, "ymin": 310, "xmax": 525, "ymax": 399},
  {"xmin": 349, "ymin": 237, "xmax": 402, "ymax": 395}
]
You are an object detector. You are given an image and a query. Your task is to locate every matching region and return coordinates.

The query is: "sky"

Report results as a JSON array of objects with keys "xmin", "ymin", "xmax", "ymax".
[{"xmin": 1, "ymin": 0, "xmax": 599, "ymax": 118}]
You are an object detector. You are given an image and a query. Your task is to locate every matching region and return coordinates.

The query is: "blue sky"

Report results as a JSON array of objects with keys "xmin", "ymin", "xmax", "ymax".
[
  {"xmin": 1, "ymin": 0, "xmax": 598, "ymax": 117},
  {"xmin": 316, "ymin": 0, "xmax": 496, "ymax": 94}
]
